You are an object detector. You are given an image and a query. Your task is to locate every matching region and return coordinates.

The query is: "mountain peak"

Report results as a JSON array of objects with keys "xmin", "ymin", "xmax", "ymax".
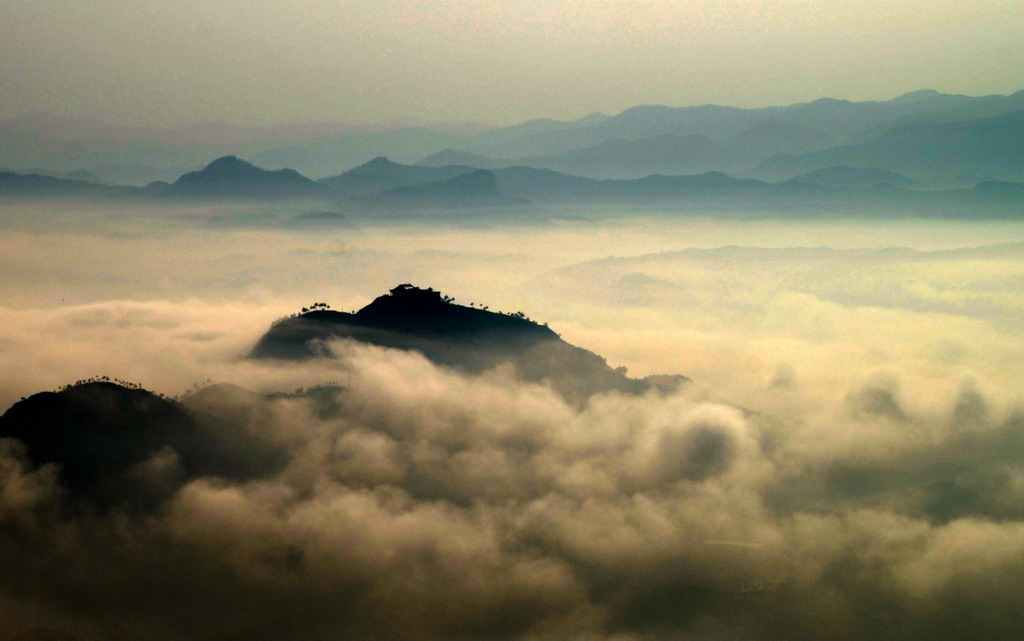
[
  {"xmin": 164, "ymin": 155, "xmax": 329, "ymax": 200},
  {"xmin": 202, "ymin": 155, "xmax": 257, "ymax": 173},
  {"xmin": 250, "ymin": 285, "xmax": 684, "ymax": 403},
  {"xmin": 340, "ymin": 156, "xmax": 407, "ymax": 178},
  {"xmin": 891, "ymin": 89, "xmax": 944, "ymax": 103}
]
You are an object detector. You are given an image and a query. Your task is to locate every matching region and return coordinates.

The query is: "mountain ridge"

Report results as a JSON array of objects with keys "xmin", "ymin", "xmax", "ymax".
[{"xmin": 250, "ymin": 284, "xmax": 686, "ymax": 403}]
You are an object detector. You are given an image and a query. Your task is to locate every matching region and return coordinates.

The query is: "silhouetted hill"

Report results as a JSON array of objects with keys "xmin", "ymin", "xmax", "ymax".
[
  {"xmin": 251, "ymin": 285, "xmax": 686, "ymax": 402},
  {"xmin": 0, "ymin": 381, "xmax": 286, "ymax": 511},
  {"xmin": 318, "ymin": 156, "xmax": 477, "ymax": 197},
  {"xmin": 158, "ymin": 155, "xmax": 333, "ymax": 201},
  {"xmin": 379, "ymin": 170, "xmax": 527, "ymax": 207}
]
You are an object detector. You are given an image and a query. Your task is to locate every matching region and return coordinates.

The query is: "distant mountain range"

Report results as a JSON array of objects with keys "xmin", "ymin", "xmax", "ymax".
[
  {"xmin": 756, "ymin": 109, "xmax": 1024, "ymax": 182},
  {"xmin": 3, "ymin": 89, "xmax": 1024, "ymax": 185},
  {"xmin": 4, "ymin": 152, "xmax": 1024, "ymax": 218}
]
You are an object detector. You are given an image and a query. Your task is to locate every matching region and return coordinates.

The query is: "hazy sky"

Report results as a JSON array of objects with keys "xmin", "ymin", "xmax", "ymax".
[{"xmin": 2, "ymin": 0, "xmax": 1023, "ymax": 126}]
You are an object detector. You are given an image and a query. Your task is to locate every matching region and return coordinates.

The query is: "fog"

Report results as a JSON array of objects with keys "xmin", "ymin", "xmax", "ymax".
[{"xmin": 2, "ymin": 203, "xmax": 1024, "ymax": 640}]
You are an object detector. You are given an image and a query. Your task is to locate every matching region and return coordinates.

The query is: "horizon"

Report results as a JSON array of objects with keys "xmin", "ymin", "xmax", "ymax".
[
  {"xmin": 3, "ymin": 85, "xmax": 1021, "ymax": 131},
  {"xmin": 3, "ymin": 1, "xmax": 1024, "ymax": 127}
]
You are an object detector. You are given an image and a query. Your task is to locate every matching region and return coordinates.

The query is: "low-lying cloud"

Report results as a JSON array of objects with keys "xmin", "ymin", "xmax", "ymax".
[
  {"xmin": 3, "ymin": 336, "xmax": 1024, "ymax": 640},
  {"xmin": 2, "ymin": 212, "xmax": 1024, "ymax": 640}
]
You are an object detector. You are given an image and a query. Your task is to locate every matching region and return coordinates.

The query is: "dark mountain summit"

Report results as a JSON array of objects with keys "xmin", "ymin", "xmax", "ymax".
[
  {"xmin": 0, "ymin": 381, "xmax": 286, "ymax": 511},
  {"xmin": 251, "ymin": 285, "xmax": 685, "ymax": 403},
  {"xmin": 252, "ymin": 284, "xmax": 557, "ymax": 358},
  {"xmin": 157, "ymin": 155, "xmax": 333, "ymax": 200}
]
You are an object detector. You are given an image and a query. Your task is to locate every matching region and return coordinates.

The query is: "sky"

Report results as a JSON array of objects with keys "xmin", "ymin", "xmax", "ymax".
[{"xmin": 1, "ymin": 0, "xmax": 1023, "ymax": 127}]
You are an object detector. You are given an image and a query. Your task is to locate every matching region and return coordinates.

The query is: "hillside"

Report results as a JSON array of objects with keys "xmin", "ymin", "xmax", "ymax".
[
  {"xmin": 251, "ymin": 284, "xmax": 686, "ymax": 402},
  {"xmin": 0, "ymin": 381, "xmax": 285, "ymax": 511},
  {"xmin": 156, "ymin": 155, "xmax": 334, "ymax": 200}
]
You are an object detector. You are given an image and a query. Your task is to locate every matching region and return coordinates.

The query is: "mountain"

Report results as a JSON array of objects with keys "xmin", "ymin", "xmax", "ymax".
[
  {"xmin": 514, "ymin": 134, "xmax": 723, "ymax": 179},
  {"xmin": 6, "ymin": 91, "xmax": 1024, "ymax": 183},
  {"xmin": 756, "ymin": 110, "xmax": 1024, "ymax": 181},
  {"xmin": 249, "ymin": 126, "xmax": 468, "ymax": 177},
  {"xmin": 318, "ymin": 156, "xmax": 477, "ymax": 197},
  {"xmin": 378, "ymin": 169, "xmax": 527, "ymax": 208},
  {"xmin": 0, "ymin": 381, "xmax": 286, "ymax": 511},
  {"xmin": 414, "ymin": 149, "xmax": 508, "ymax": 169},
  {"xmin": 321, "ymin": 157, "xmax": 770, "ymax": 204},
  {"xmin": 725, "ymin": 118, "xmax": 833, "ymax": 161},
  {"xmin": 788, "ymin": 166, "xmax": 917, "ymax": 189},
  {"xmin": 452, "ymin": 91, "xmax": 976, "ymax": 165},
  {"xmin": 852, "ymin": 89, "xmax": 1024, "ymax": 141},
  {"xmin": 250, "ymin": 284, "xmax": 686, "ymax": 403},
  {"xmin": 156, "ymin": 155, "xmax": 334, "ymax": 201},
  {"xmin": 0, "ymin": 171, "xmax": 132, "ymax": 199}
]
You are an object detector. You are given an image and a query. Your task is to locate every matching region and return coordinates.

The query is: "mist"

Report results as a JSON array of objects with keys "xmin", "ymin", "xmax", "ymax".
[{"xmin": 1, "ymin": 203, "xmax": 1024, "ymax": 640}]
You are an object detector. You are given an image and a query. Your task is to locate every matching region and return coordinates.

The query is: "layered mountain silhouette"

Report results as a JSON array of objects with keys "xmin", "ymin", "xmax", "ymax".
[
  {"xmin": 154, "ymin": 155, "xmax": 334, "ymax": 200},
  {"xmin": 322, "ymin": 158, "xmax": 770, "ymax": 203},
  {"xmin": 787, "ymin": 166, "xmax": 917, "ymax": 190},
  {"xmin": 251, "ymin": 284, "xmax": 686, "ymax": 403},
  {"xmin": 6, "ymin": 152, "xmax": 1024, "ymax": 217},
  {"xmin": 379, "ymin": 169, "xmax": 527, "ymax": 207},
  {"xmin": 756, "ymin": 110, "xmax": 1024, "ymax": 182},
  {"xmin": 511, "ymin": 134, "xmax": 723, "ymax": 179},
  {"xmin": 319, "ymin": 155, "xmax": 478, "ymax": 196},
  {"xmin": 0, "ymin": 381, "xmax": 286, "ymax": 511},
  {"xmin": 6, "ymin": 89, "xmax": 1024, "ymax": 183},
  {"xmin": 6, "ymin": 88, "xmax": 1024, "ymax": 213},
  {"xmin": 0, "ymin": 171, "xmax": 132, "ymax": 199},
  {"xmin": 414, "ymin": 148, "xmax": 508, "ymax": 169}
]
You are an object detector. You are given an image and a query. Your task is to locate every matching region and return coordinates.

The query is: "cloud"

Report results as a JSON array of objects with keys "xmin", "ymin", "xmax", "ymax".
[
  {"xmin": 3, "ymin": 216, "xmax": 1024, "ymax": 639},
  {"xmin": 3, "ymin": 336, "xmax": 1024, "ymax": 640}
]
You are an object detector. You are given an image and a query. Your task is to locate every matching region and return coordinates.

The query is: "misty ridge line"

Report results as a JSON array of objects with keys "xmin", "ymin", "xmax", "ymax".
[
  {"xmin": 3, "ymin": 90, "xmax": 1024, "ymax": 641},
  {"xmin": 3, "ymin": 154, "xmax": 1024, "ymax": 222},
  {"xmin": 2, "ymin": 86, "xmax": 1024, "ymax": 213}
]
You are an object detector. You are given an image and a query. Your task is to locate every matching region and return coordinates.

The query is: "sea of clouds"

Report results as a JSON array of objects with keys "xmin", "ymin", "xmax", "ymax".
[{"xmin": 1, "ymin": 206, "xmax": 1023, "ymax": 640}]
